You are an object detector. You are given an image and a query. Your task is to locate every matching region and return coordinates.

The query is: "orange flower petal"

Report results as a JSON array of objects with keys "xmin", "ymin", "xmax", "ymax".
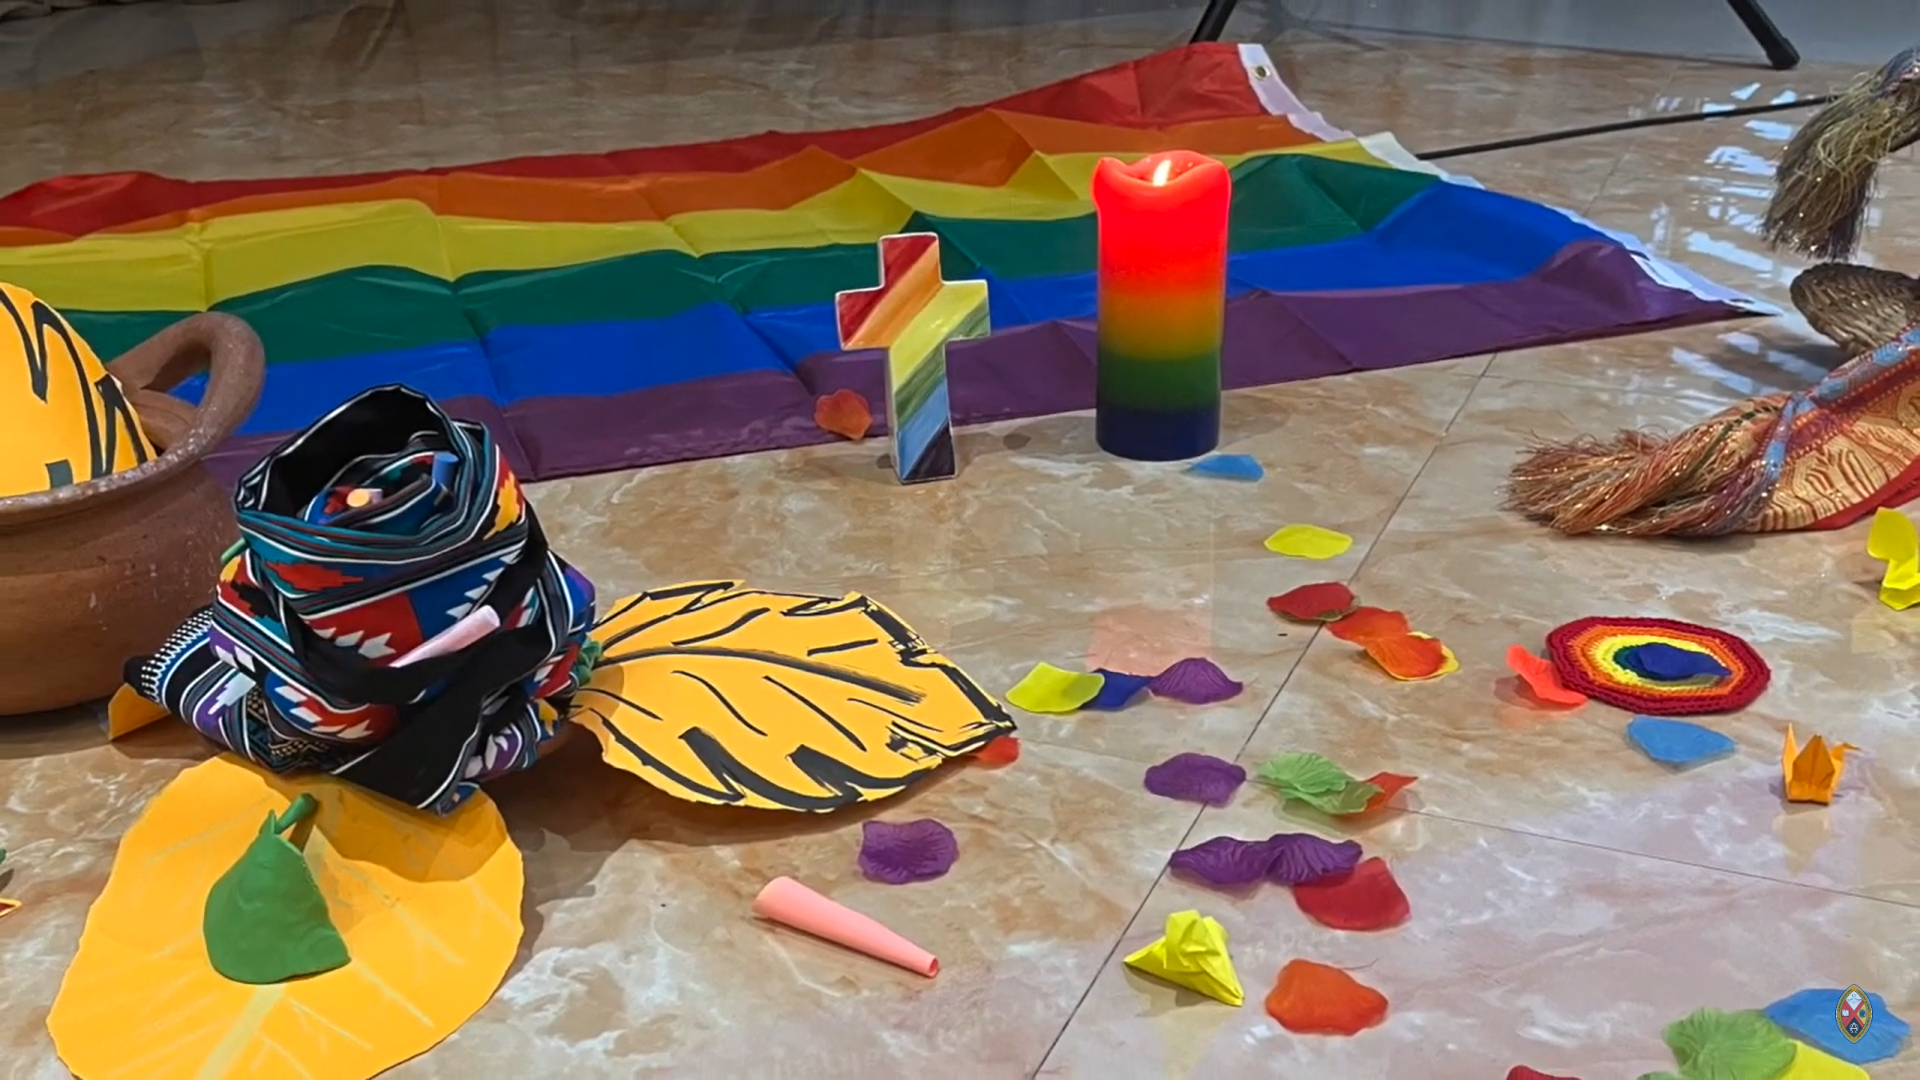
[
  {"xmin": 1360, "ymin": 772, "xmax": 1418, "ymax": 812},
  {"xmin": 813, "ymin": 389, "xmax": 873, "ymax": 441},
  {"xmin": 1505, "ymin": 644, "xmax": 1588, "ymax": 707},
  {"xmin": 1327, "ymin": 606, "xmax": 1411, "ymax": 644},
  {"xmin": 1364, "ymin": 632, "xmax": 1447, "ymax": 680},
  {"xmin": 972, "ymin": 736, "xmax": 1020, "ymax": 767},
  {"xmin": 1264, "ymin": 959, "xmax": 1389, "ymax": 1036}
]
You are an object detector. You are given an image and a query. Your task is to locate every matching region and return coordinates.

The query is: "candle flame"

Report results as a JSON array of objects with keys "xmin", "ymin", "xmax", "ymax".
[{"xmin": 1151, "ymin": 158, "xmax": 1173, "ymax": 186}]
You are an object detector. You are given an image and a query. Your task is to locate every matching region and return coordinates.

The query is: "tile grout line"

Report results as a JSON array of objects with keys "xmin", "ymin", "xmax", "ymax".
[{"xmin": 1032, "ymin": 384, "xmax": 1484, "ymax": 1075}]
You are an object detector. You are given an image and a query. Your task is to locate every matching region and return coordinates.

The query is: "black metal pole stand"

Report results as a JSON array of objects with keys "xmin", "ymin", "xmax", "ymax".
[
  {"xmin": 1188, "ymin": 0, "xmax": 1800, "ymax": 72},
  {"xmin": 1722, "ymin": 0, "xmax": 1799, "ymax": 70},
  {"xmin": 1189, "ymin": 0, "xmax": 1239, "ymax": 44}
]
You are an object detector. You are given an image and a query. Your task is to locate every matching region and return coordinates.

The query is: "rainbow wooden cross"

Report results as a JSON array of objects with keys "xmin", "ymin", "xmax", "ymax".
[{"xmin": 834, "ymin": 233, "xmax": 989, "ymax": 484}]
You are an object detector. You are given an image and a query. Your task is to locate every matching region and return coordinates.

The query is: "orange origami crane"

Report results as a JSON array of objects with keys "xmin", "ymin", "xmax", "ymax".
[{"xmin": 1781, "ymin": 725, "xmax": 1858, "ymax": 805}]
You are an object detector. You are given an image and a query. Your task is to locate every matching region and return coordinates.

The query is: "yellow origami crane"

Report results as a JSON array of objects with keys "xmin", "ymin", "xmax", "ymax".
[
  {"xmin": 1122, "ymin": 909, "xmax": 1244, "ymax": 1006},
  {"xmin": 1866, "ymin": 509, "xmax": 1920, "ymax": 610},
  {"xmin": 1781, "ymin": 725, "xmax": 1858, "ymax": 805}
]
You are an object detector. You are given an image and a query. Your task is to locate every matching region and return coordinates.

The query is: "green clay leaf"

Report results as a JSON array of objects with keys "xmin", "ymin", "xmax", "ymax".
[
  {"xmin": 1257, "ymin": 753, "xmax": 1382, "ymax": 815},
  {"xmin": 1661, "ymin": 1008, "xmax": 1796, "ymax": 1079},
  {"xmin": 203, "ymin": 793, "xmax": 350, "ymax": 985}
]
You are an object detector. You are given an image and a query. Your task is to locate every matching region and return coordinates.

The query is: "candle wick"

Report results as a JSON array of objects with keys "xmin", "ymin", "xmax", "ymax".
[{"xmin": 1151, "ymin": 159, "xmax": 1173, "ymax": 186}]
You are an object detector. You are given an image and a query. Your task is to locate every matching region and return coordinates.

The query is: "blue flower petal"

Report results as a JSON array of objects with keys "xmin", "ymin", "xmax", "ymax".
[
  {"xmin": 1626, "ymin": 717, "xmax": 1737, "ymax": 769},
  {"xmin": 1087, "ymin": 669, "xmax": 1154, "ymax": 710},
  {"xmin": 1187, "ymin": 454, "xmax": 1264, "ymax": 481}
]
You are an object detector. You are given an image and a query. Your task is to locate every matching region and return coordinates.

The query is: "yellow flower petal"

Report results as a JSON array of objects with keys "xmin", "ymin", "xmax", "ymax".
[
  {"xmin": 1264, "ymin": 524, "xmax": 1353, "ymax": 560},
  {"xmin": 1005, "ymin": 662, "xmax": 1105, "ymax": 714}
]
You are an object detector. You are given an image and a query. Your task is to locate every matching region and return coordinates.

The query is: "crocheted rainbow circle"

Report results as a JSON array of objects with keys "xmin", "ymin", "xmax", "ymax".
[{"xmin": 1544, "ymin": 616, "xmax": 1769, "ymax": 716}]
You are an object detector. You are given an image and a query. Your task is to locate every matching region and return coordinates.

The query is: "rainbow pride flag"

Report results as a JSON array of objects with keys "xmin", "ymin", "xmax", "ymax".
[{"xmin": 0, "ymin": 44, "xmax": 1763, "ymax": 481}]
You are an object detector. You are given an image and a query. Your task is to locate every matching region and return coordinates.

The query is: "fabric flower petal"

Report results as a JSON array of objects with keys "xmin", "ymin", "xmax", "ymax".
[
  {"xmin": 1005, "ymin": 663, "xmax": 1104, "ymax": 714},
  {"xmin": 1360, "ymin": 772, "xmax": 1418, "ymax": 812},
  {"xmin": 1327, "ymin": 607, "xmax": 1410, "ymax": 644},
  {"xmin": 1264, "ymin": 959, "xmax": 1389, "ymax": 1036},
  {"xmin": 1291, "ymin": 857, "xmax": 1410, "ymax": 931},
  {"xmin": 1267, "ymin": 582, "xmax": 1357, "ymax": 622},
  {"xmin": 1364, "ymin": 633, "xmax": 1448, "ymax": 680},
  {"xmin": 857, "ymin": 819, "xmax": 960, "ymax": 885},
  {"xmin": 1257, "ymin": 753, "xmax": 1382, "ymax": 815},
  {"xmin": 1143, "ymin": 753, "xmax": 1247, "ymax": 806},
  {"xmin": 1264, "ymin": 524, "xmax": 1353, "ymax": 559},
  {"xmin": 1626, "ymin": 718, "xmax": 1735, "ymax": 769},
  {"xmin": 813, "ymin": 389, "xmax": 873, "ymax": 441},
  {"xmin": 1149, "ymin": 658, "xmax": 1243, "ymax": 705},
  {"xmin": 1262, "ymin": 833, "xmax": 1363, "ymax": 886},
  {"xmin": 1168, "ymin": 835, "xmax": 1284, "ymax": 889},
  {"xmin": 1086, "ymin": 669, "xmax": 1154, "ymax": 710},
  {"xmin": 1187, "ymin": 454, "xmax": 1264, "ymax": 481},
  {"xmin": 972, "ymin": 736, "xmax": 1021, "ymax": 767}
]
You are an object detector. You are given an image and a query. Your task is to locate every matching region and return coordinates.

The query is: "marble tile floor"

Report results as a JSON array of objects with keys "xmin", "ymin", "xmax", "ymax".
[{"xmin": 3, "ymin": 3, "xmax": 1920, "ymax": 1077}]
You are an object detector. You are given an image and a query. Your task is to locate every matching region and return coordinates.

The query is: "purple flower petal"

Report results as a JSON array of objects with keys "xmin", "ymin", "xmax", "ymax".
[
  {"xmin": 1168, "ymin": 835, "xmax": 1282, "ymax": 888},
  {"xmin": 1168, "ymin": 832, "xmax": 1364, "ymax": 891},
  {"xmin": 1149, "ymin": 657, "xmax": 1243, "ymax": 705},
  {"xmin": 1263, "ymin": 833, "xmax": 1363, "ymax": 885},
  {"xmin": 1143, "ymin": 752, "xmax": 1247, "ymax": 806},
  {"xmin": 857, "ymin": 819, "xmax": 959, "ymax": 885},
  {"xmin": 1087, "ymin": 668, "xmax": 1154, "ymax": 710}
]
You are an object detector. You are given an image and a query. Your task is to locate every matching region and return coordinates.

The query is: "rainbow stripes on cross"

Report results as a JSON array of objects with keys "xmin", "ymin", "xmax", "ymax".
[
  {"xmin": 0, "ymin": 44, "xmax": 1759, "ymax": 482},
  {"xmin": 836, "ymin": 234, "xmax": 986, "ymax": 483}
]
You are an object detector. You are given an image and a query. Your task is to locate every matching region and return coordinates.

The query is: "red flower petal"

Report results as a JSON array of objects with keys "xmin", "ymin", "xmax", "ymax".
[
  {"xmin": 1360, "ymin": 772, "xmax": 1418, "ymax": 812},
  {"xmin": 814, "ymin": 389, "xmax": 873, "ymax": 441},
  {"xmin": 1505, "ymin": 644, "xmax": 1589, "ymax": 707},
  {"xmin": 1327, "ymin": 606, "xmax": 1411, "ymax": 644},
  {"xmin": 1507, "ymin": 1068, "xmax": 1582, "ymax": 1080},
  {"xmin": 1363, "ymin": 632, "xmax": 1447, "ymax": 680},
  {"xmin": 1292, "ymin": 856, "xmax": 1411, "ymax": 931},
  {"xmin": 1267, "ymin": 582, "xmax": 1357, "ymax": 622},
  {"xmin": 972, "ymin": 736, "xmax": 1020, "ymax": 767},
  {"xmin": 1264, "ymin": 959, "xmax": 1389, "ymax": 1036}
]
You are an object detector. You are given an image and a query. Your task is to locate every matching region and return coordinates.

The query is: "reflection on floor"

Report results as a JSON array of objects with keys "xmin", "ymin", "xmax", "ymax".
[{"xmin": 0, "ymin": 2, "xmax": 1917, "ymax": 1077}]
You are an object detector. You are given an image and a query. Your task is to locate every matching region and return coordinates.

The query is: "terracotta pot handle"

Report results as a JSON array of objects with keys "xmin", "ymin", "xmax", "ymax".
[{"xmin": 106, "ymin": 312, "xmax": 265, "ymax": 460}]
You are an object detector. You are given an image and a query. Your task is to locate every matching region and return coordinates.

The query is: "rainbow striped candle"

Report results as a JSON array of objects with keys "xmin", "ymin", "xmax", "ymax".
[{"xmin": 1091, "ymin": 150, "xmax": 1231, "ymax": 461}]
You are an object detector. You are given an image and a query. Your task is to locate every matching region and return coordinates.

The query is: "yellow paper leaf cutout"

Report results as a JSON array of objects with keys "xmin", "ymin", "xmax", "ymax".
[
  {"xmin": 574, "ymin": 581, "xmax": 1015, "ymax": 811},
  {"xmin": 0, "ymin": 283, "xmax": 154, "ymax": 499},
  {"xmin": 47, "ymin": 755, "xmax": 523, "ymax": 1080},
  {"xmin": 1264, "ymin": 524, "xmax": 1353, "ymax": 560},
  {"xmin": 1866, "ymin": 508, "xmax": 1920, "ymax": 609},
  {"xmin": 105, "ymin": 683, "xmax": 170, "ymax": 739}
]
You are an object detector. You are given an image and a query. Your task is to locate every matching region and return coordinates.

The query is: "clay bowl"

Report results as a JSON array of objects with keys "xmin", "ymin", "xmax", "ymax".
[{"xmin": 0, "ymin": 313, "xmax": 263, "ymax": 715}]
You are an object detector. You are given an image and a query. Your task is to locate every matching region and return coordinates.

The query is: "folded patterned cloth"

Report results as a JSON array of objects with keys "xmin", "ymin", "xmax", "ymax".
[{"xmin": 126, "ymin": 385, "xmax": 595, "ymax": 813}]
